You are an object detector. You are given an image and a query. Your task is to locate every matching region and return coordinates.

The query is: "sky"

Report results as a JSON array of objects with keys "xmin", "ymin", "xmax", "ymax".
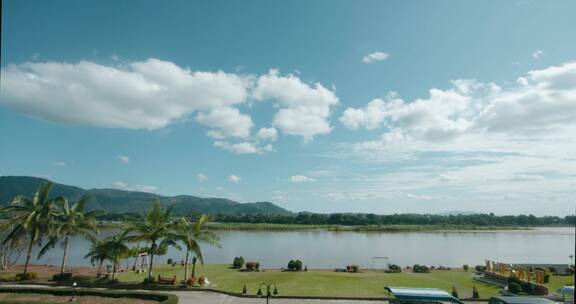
[{"xmin": 1, "ymin": 0, "xmax": 575, "ymax": 215}]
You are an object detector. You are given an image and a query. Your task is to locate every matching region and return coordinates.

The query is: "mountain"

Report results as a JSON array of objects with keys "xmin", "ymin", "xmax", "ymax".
[{"xmin": 0, "ymin": 176, "xmax": 291, "ymax": 216}]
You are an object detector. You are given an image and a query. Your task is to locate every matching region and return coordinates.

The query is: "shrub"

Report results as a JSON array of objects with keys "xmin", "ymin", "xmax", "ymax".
[
  {"xmin": 508, "ymin": 282, "xmax": 522, "ymax": 294},
  {"xmin": 521, "ymin": 281, "xmax": 534, "ymax": 294},
  {"xmin": 245, "ymin": 261, "xmax": 259, "ymax": 271},
  {"xmin": 346, "ymin": 265, "xmax": 360, "ymax": 273},
  {"xmin": 233, "ymin": 256, "xmax": 245, "ymax": 269},
  {"xmin": 52, "ymin": 273, "xmax": 73, "ymax": 281},
  {"xmin": 15, "ymin": 272, "xmax": 38, "ymax": 281},
  {"xmin": 143, "ymin": 276, "xmax": 156, "ymax": 284},
  {"xmin": 475, "ymin": 265, "xmax": 487, "ymax": 272},
  {"xmin": 387, "ymin": 264, "xmax": 402, "ymax": 273},
  {"xmin": 167, "ymin": 258, "xmax": 173, "ymax": 265},
  {"xmin": 73, "ymin": 275, "xmax": 95, "ymax": 284},
  {"xmin": 543, "ymin": 274, "xmax": 550, "ymax": 283},
  {"xmin": 413, "ymin": 264, "xmax": 430, "ymax": 273},
  {"xmin": 463, "ymin": 264, "xmax": 469, "ymax": 271},
  {"xmin": 287, "ymin": 260, "xmax": 303, "ymax": 271}
]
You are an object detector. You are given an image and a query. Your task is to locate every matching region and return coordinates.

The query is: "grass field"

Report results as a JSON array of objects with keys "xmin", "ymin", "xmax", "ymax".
[{"xmin": 118, "ymin": 264, "xmax": 540, "ymax": 298}]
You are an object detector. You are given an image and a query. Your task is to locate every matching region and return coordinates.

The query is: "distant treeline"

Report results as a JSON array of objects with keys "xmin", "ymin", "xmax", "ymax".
[
  {"xmin": 96, "ymin": 212, "xmax": 576, "ymax": 227},
  {"xmin": 210, "ymin": 213, "xmax": 575, "ymax": 227}
]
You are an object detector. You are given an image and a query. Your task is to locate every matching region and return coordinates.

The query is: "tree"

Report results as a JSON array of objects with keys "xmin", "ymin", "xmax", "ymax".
[
  {"xmin": 1, "ymin": 183, "xmax": 59, "ymax": 274},
  {"xmin": 173, "ymin": 215, "xmax": 220, "ymax": 282},
  {"xmin": 102, "ymin": 231, "xmax": 130, "ymax": 281},
  {"xmin": 0, "ymin": 222, "xmax": 25, "ymax": 271},
  {"xmin": 39, "ymin": 195, "xmax": 103, "ymax": 274},
  {"xmin": 125, "ymin": 201, "xmax": 181, "ymax": 282},
  {"xmin": 84, "ymin": 238, "xmax": 110, "ymax": 278}
]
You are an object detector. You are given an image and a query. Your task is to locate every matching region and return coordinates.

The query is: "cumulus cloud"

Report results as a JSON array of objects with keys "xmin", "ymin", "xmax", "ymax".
[
  {"xmin": 362, "ymin": 52, "xmax": 389, "ymax": 64},
  {"xmin": 195, "ymin": 107, "xmax": 253, "ymax": 138},
  {"xmin": 113, "ymin": 181, "xmax": 158, "ymax": 193},
  {"xmin": 0, "ymin": 59, "xmax": 340, "ymax": 153},
  {"xmin": 340, "ymin": 61, "xmax": 576, "ymax": 141},
  {"xmin": 252, "ymin": 69, "xmax": 339, "ymax": 141},
  {"xmin": 197, "ymin": 173, "xmax": 208, "ymax": 182},
  {"xmin": 214, "ymin": 141, "xmax": 262, "ymax": 154},
  {"xmin": 0, "ymin": 59, "xmax": 250, "ymax": 130},
  {"xmin": 118, "ymin": 155, "xmax": 130, "ymax": 163},
  {"xmin": 289, "ymin": 175, "xmax": 316, "ymax": 183},
  {"xmin": 257, "ymin": 127, "xmax": 278, "ymax": 141},
  {"xmin": 227, "ymin": 175, "xmax": 241, "ymax": 183}
]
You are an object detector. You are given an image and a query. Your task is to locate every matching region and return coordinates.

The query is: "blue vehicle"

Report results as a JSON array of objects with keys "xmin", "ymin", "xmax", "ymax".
[{"xmin": 385, "ymin": 287, "xmax": 464, "ymax": 304}]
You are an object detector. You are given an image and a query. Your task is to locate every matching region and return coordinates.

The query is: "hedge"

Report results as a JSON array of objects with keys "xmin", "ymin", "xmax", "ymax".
[{"xmin": 0, "ymin": 287, "xmax": 178, "ymax": 304}]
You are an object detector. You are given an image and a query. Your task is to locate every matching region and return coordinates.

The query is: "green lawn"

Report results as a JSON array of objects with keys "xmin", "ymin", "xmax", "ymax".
[{"xmin": 118, "ymin": 264, "xmax": 504, "ymax": 298}]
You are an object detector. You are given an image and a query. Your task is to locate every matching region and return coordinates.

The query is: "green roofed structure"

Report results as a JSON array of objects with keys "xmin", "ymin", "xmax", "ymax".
[
  {"xmin": 385, "ymin": 287, "xmax": 464, "ymax": 304},
  {"xmin": 488, "ymin": 296, "xmax": 558, "ymax": 304}
]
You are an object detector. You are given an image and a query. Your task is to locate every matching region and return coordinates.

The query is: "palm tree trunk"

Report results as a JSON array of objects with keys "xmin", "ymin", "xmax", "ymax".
[
  {"xmin": 147, "ymin": 242, "xmax": 156, "ymax": 282},
  {"xmin": 23, "ymin": 234, "xmax": 35, "ymax": 274},
  {"xmin": 192, "ymin": 257, "xmax": 197, "ymax": 278},
  {"xmin": 60, "ymin": 234, "xmax": 70, "ymax": 274},
  {"xmin": 97, "ymin": 259, "xmax": 103, "ymax": 277},
  {"xmin": 112, "ymin": 256, "xmax": 117, "ymax": 281},
  {"xmin": 184, "ymin": 250, "xmax": 189, "ymax": 282}
]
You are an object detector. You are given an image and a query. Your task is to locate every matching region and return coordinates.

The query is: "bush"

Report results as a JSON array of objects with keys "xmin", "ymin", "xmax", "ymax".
[
  {"xmin": 52, "ymin": 272, "xmax": 73, "ymax": 281},
  {"xmin": 413, "ymin": 264, "xmax": 430, "ymax": 273},
  {"xmin": 143, "ymin": 276, "xmax": 156, "ymax": 284},
  {"xmin": 387, "ymin": 264, "xmax": 402, "ymax": 273},
  {"xmin": 508, "ymin": 282, "xmax": 522, "ymax": 294},
  {"xmin": 475, "ymin": 265, "xmax": 487, "ymax": 272},
  {"xmin": 463, "ymin": 264, "xmax": 469, "ymax": 271},
  {"xmin": 167, "ymin": 258, "xmax": 173, "ymax": 265},
  {"xmin": 543, "ymin": 274, "xmax": 550, "ymax": 283},
  {"xmin": 15, "ymin": 272, "xmax": 38, "ymax": 281},
  {"xmin": 287, "ymin": 260, "xmax": 303, "ymax": 271},
  {"xmin": 521, "ymin": 281, "xmax": 534, "ymax": 294},
  {"xmin": 73, "ymin": 275, "xmax": 95, "ymax": 284},
  {"xmin": 233, "ymin": 256, "xmax": 245, "ymax": 269},
  {"xmin": 346, "ymin": 265, "xmax": 360, "ymax": 273},
  {"xmin": 245, "ymin": 261, "xmax": 260, "ymax": 271}
]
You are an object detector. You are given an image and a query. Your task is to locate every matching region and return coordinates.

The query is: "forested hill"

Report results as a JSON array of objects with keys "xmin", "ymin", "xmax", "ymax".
[{"xmin": 0, "ymin": 176, "xmax": 291, "ymax": 216}]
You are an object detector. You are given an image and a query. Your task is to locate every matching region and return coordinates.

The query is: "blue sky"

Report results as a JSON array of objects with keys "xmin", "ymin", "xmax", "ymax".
[{"xmin": 1, "ymin": 0, "xmax": 575, "ymax": 215}]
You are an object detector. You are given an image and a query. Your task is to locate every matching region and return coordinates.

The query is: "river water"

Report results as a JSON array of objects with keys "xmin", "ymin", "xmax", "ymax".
[{"xmin": 25, "ymin": 227, "xmax": 574, "ymax": 269}]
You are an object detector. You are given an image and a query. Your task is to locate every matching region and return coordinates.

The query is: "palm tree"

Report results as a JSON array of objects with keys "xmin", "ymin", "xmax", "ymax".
[
  {"xmin": 173, "ymin": 215, "xmax": 220, "ymax": 282},
  {"xmin": 84, "ymin": 238, "xmax": 109, "ymax": 278},
  {"xmin": 39, "ymin": 195, "xmax": 103, "ymax": 274},
  {"xmin": 1, "ymin": 183, "xmax": 58, "ymax": 274},
  {"xmin": 102, "ymin": 231, "xmax": 130, "ymax": 281},
  {"xmin": 125, "ymin": 201, "xmax": 181, "ymax": 282}
]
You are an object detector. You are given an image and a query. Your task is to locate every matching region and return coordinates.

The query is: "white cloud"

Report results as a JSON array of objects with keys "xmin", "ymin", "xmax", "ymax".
[
  {"xmin": 532, "ymin": 50, "xmax": 545, "ymax": 59},
  {"xmin": 0, "ymin": 59, "xmax": 251, "ymax": 130},
  {"xmin": 53, "ymin": 161, "xmax": 67, "ymax": 167},
  {"xmin": 257, "ymin": 127, "xmax": 278, "ymax": 142},
  {"xmin": 341, "ymin": 61, "xmax": 576, "ymax": 142},
  {"xmin": 118, "ymin": 155, "xmax": 130, "ymax": 163},
  {"xmin": 197, "ymin": 173, "xmax": 208, "ymax": 182},
  {"xmin": 113, "ymin": 181, "xmax": 158, "ymax": 193},
  {"xmin": 289, "ymin": 175, "xmax": 316, "ymax": 183},
  {"xmin": 362, "ymin": 52, "xmax": 389, "ymax": 64},
  {"xmin": 214, "ymin": 141, "xmax": 261, "ymax": 154},
  {"xmin": 195, "ymin": 107, "xmax": 253, "ymax": 138},
  {"xmin": 227, "ymin": 175, "xmax": 241, "ymax": 183},
  {"xmin": 252, "ymin": 69, "xmax": 338, "ymax": 141}
]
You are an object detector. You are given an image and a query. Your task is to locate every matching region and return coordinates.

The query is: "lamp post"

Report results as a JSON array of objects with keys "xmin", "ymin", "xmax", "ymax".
[{"xmin": 256, "ymin": 282, "xmax": 278, "ymax": 304}]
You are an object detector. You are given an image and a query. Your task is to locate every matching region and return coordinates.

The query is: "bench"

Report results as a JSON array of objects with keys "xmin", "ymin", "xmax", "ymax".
[{"xmin": 157, "ymin": 275, "xmax": 176, "ymax": 285}]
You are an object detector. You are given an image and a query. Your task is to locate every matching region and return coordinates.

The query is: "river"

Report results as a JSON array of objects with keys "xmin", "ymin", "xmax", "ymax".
[{"xmin": 24, "ymin": 227, "xmax": 574, "ymax": 269}]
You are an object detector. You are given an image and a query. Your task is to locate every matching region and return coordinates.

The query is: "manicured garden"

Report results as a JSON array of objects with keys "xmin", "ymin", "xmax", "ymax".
[{"xmin": 119, "ymin": 264, "xmax": 503, "ymax": 298}]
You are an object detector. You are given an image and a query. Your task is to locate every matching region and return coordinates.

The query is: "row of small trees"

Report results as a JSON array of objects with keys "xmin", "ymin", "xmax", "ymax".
[{"xmin": 0, "ymin": 182, "xmax": 220, "ymax": 284}]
